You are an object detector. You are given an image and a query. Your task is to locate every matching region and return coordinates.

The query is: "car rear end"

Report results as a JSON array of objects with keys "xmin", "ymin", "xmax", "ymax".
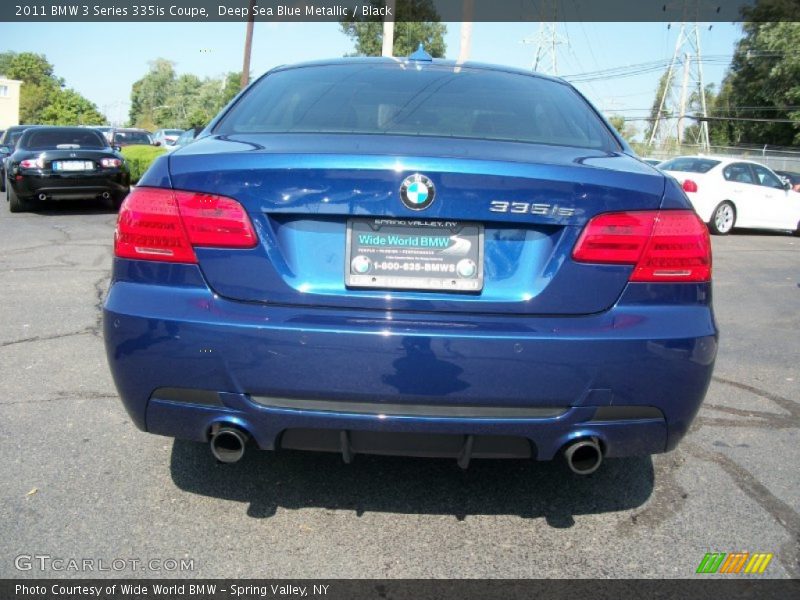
[
  {"xmin": 161, "ymin": 129, "xmax": 183, "ymax": 146},
  {"xmin": 659, "ymin": 156, "xmax": 724, "ymax": 223},
  {"xmin": 8, "ymin": 127, "xmax": 130, "ymax": 207},
  {"xmin": 103, "ymin": 59, "xmax": 717, "ymax": 473}
]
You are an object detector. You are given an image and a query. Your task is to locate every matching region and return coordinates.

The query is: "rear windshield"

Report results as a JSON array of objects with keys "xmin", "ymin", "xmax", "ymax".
[
  {"xmin": 114, "ymin": 131, "xmax": 151, "ymax": 144},
  {"xmin": 659, "ymin": 157, "xmax": 720, "ymax": 173},
  {"xmin": 216, "ymin": 63, "xmax": 619, "ymax": 150},
  {"xmin": 8, "ymin": 129, "xmax": 29, "ymax": 146},
  {"xmin": 22, "ymin": 129, "xmax": 106, "ymax": 150},
  {"xmin": 114, "ymin": 131, "xmax": 152, "ymax": 146}
]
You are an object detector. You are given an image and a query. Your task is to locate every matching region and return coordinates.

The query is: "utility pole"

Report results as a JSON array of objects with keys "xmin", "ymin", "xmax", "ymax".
[
  {"xmin": 457, "ymin": 0, "xmax": 475, "ymax": 64},
  {"xmin": 648, "ymin": 2, "xmax": 712, "ymax": 151},
  {"xmin": 521, "ymin": 0, "xmax": 566, "ymax": 76},
  {"xmin": 678, "ymin": 52, "xmax": 691, "ymax": 145},
  {"xmin": 240, "ymin": 0, "xmax": 256, "ymax": 88},
  {"xmin": 381, "ymin": 0, "xmax": 396, "ymax": 57}
]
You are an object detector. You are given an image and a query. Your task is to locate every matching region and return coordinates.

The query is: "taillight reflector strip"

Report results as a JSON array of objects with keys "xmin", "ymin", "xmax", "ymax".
[
  {"xmin": 114, "ymin": 187, "xmax": 257, "ymax": 263},
  {"xmin": 573, "ymin": 210, "xmax": 711, "ymax": 282}
]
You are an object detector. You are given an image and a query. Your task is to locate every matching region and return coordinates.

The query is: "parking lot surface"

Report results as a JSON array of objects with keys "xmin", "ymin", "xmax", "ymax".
[{"xmin": 1, "ymin": 201, "xmax": 798, "ymax": 579}]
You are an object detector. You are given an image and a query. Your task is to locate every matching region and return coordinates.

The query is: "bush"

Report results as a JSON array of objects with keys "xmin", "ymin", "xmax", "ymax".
[{"xmin": 121, "ymin": 145, "xmax": 166, "ymax": 184}]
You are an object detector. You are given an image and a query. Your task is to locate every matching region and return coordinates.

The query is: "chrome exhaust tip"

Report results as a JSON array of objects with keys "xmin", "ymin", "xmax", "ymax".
[
  {"xmin": 210, "ymin": 426, "xmax": 249, "ymax": 464},
  {"xmin": 38, "ymin": 193, "xmax": 47, "ymax": 201},
  {"xmin": 563, "ymin": 437, "xmax": 603, "ymax": 475},
  {"xmin": 101, "ymin": 192, "xmax": 111, "ymax": 200}
]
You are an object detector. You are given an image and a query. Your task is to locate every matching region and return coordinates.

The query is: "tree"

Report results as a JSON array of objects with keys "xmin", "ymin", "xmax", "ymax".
[
  {"xmin": 0, "ymin": 51, "xmax": 104, "ymax": 125},
  {"xmin": 707, "ymin": 80, "xmax": 743, "ymax": 146},
  {"xmin": 607, "ymin": 115, "xmax": 637, "ymax": 143},
  {"xmin": 0, "ymin": 52, "xmax": 62, "ymax": 123},
  {"xmin": 220, "ymin": 72, "xmax": 242, "ymax": 107},
  {"xmin": 712, "ymin": 1, "xmax": 800, "ymax": 145},
  {"xmin": 129, "ymin": 59, "xmax": 177, "ymax": 129},
  {"xmin": 340, "ymin": 0, "xmax": 446, "ymax": 57},
  {"xmin": 680, "ymin": 83, "xmax": 715, "ymax": 147},
  {"xmin": 644, "ymin": 70, "xmax": 673, "ymax": 145},
  {"xmin": 128, "ymin": 61, "xmax": 244, "ymax": 130},
  {"xmin": 0, "ymin": 52, "xmax": 62, "ymax": 85},
  {"xmin": 38, "ymin": 89, "xmax": 105, "ymax": 125}
]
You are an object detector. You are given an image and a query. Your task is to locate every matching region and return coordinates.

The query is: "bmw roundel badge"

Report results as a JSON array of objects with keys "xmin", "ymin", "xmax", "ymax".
[{"xmin": 400, "ymin": 174, "xmax": 435, "ymax": 211}]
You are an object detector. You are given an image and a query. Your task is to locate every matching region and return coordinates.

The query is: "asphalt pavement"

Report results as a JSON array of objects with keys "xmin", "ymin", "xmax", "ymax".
[{"xmin": 0, "ymin": 199, "xmax": 797, "ymax": 579}]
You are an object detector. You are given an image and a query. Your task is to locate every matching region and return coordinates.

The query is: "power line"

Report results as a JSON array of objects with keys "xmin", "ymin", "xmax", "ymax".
[
  {"xmin": 562, "ymin": 52, "xmax": 795, "ymax": 83},
  {"xmin": 694, "ymin": 116, "xmax": 800, "ymax": 123},
  {"xmin": 605, "ymin": 106, "xmax": 800, "ymax": 112}
]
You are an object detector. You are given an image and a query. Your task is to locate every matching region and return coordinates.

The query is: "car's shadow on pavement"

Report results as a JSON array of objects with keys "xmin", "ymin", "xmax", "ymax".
[
  {"xmin": 22, "ymin": 199, "xmax": 118, "ymax": 216},
  {"xmin": 169, "ymin": 440, "xmax": 654, "ymax": 527},
  {"xmin": 730, "ymin": 228, "xmax": 793, "ymax": 237}
]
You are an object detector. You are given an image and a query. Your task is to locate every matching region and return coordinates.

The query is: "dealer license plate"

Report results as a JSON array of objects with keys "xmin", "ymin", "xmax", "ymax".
[{"xmin": 345, "ymin": 218, "xmax": 483, "ymax": 292}]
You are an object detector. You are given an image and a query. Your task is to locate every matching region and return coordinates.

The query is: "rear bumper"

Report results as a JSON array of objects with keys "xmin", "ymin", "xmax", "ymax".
[
  {"xmin": 103, "ymin": 261, "xmax": 717, "ymax": 462},
  {"xmin": 11, "ymin": 172, "xmax": 129, "ymax": 200}
]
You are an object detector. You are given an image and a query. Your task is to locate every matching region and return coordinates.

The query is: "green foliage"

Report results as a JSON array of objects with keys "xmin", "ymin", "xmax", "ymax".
[
  {"xmin": 340, "ymin": 0, "xmax": 446, "ymax": 58},
  {"xmin": 39, "ymin": 89, "xmax": 105, "ymax": 125},
  {"xmin": 220, "ymin": 71, "xmax": 242, "ymax": 106},
  {"xmin": 120, "ymin": 145, "xmax": 166, "ymax": 184},
  {"xmin": 0, "ymin": 51, "xmax": 61, "ymax": 86},
  {"xmin": 129, "ymin": 59, "xmax": 176, "ymax": 130},
  {"xmin": 0, "ymin": 51, "xmax": 103, "ymax": 125},
  {"xmin": 128, "ymin": 60, "xmax": 242, "ymax": 130},
  {"xmin": 607, "ymin": 115, "xmax": 637, "ymax": 143},
  {"xmin": 710, "ymin": 1, "xmax": 800, "ymax": 145},
  {"xmin": 645, "ymin": 70, "xmax": 673, "ymax": 144}
]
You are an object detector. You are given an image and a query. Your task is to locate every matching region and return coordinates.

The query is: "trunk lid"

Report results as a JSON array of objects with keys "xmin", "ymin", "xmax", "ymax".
[{"xmin": 168, "ymin": 134, "xmax": 665, "ymax": 315}]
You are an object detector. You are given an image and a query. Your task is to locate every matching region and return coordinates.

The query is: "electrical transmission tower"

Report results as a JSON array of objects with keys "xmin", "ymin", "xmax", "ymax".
[
  {"xmin": 647, "ymin": 22, "xmax": 711, "ymax": 152},
  {"xmin": 521, "ymin": 1, "xmax": 567, "ymax": 76}
]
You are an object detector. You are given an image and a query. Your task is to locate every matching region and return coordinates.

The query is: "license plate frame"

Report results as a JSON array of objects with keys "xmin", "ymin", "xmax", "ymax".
[
  {"xmin": 345, "ymin": 218, "xmax": 484, "ymax": 292},
  {"xmin": 53, "ymin": 160, "xmax": 94, "ymax": 172}
]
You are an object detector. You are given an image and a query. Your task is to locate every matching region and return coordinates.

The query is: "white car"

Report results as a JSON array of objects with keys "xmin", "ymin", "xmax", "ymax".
[
  {"xmin": 660, "ymin": 156, "xmax": 800, "ymax": 235},
  {"xmin": 152, "ymin": 129, "xmax": 183, "ymax": 148}
]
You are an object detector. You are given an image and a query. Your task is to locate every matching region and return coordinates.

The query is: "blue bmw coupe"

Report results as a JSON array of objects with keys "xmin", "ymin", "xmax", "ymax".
[{"xmin": 103, "ymin": 53, "xmax": 717, "ymax": 474}]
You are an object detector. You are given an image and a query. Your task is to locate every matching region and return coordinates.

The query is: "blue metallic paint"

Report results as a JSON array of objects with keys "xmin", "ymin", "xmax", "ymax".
[
  {"xmin": 160, "ymin": 135, "xmax": 665, "ymax": 315},
  {"xmin": 106, "ymin": 58, "xmax": 717, "ymax": 464},
  {"xmin": 104, "ymin": 259, "xmax": 716, "ymax": 460}
]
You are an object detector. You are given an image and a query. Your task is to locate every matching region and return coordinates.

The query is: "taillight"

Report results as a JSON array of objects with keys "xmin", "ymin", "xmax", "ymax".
[
  {"xmin": 573, "ymin": 210, "xmax": 711, "ymax": 282},
  {"xmin": 20, "ymin": 158, "xmax": 44, "ymax": 169},
  {"xmin": 101, "ymin": 158, "xmax": 122, "ymax": 168},
  {"xmin": 682, "ymin": 179, "xmax": 698, "ymax": 193},
  {"xmin": 176, "ymin": 192, "xmax": 258, "ymax": 248},
  {"xmin": 114, "ymin": 187, "xmax": 257, "ymax": 263}
]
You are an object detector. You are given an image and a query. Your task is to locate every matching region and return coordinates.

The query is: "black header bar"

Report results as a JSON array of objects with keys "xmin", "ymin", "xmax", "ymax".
[
  {"xmin": 0, "ymin": 0, "xmax": 789, "ymax": 23},
  {"xmin": 3, "ymin": 579, "xmax": 800, "ymax": 600}
]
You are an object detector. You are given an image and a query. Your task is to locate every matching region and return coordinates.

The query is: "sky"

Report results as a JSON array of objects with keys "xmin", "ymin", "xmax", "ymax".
[{"xmin": 0, "ymin": 20, "xmax": 742, "ymax": 137}]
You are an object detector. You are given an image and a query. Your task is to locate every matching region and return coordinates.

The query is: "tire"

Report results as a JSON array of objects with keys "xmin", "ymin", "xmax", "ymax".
[
  {"xmin": 7, "ymin": 182, "xmax": 30, "ymax": 213},
  {"xmin": 709, "ymin": 201, "xmax": 736, "ymax": 235},
  {"xmin": 794, "ymin": 221, "xmax": 800, "ymax": 237}
]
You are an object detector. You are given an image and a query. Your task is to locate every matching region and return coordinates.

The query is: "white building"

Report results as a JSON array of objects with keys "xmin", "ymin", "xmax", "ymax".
[{"xmin": 0, "ymin": 77, "xmax": 22, "ymax": 129}]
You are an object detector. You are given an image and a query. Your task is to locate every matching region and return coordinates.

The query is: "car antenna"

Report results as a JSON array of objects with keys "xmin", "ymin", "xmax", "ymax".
[{"xmin": 408, "ymin": 43, "xmax": 433, "ymax": 62}]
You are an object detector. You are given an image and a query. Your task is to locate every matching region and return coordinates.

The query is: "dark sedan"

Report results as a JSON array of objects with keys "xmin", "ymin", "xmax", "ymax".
[
  {"xmin": 5, "ymin": 126, "xmax": 130, "ymax": 212},
  {"xmin": 0, "ymin": 124, "xmax": 40, "ymax": 194},
  {"xmin": 110, "ymin": 128, "xmax": 154, "ymax": 147},
  {"xmin": 775, "ymin": 170, "xmax": 800, "ymax": 193}
]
